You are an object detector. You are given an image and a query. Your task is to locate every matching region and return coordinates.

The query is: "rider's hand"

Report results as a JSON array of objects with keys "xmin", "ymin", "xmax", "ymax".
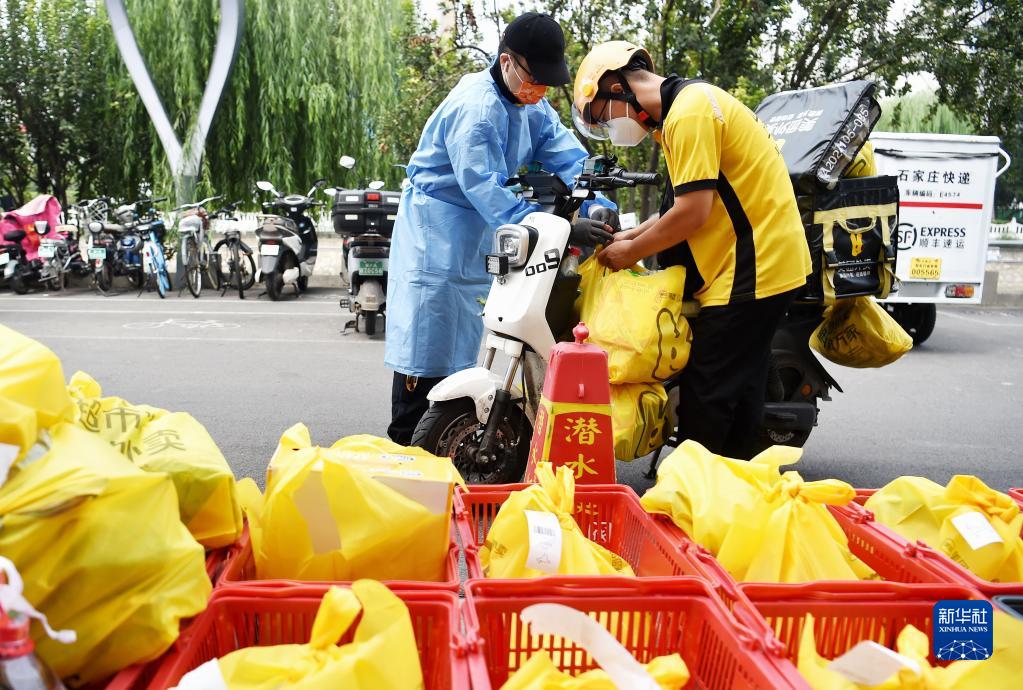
[
  {"xmin": 570, "ymin": 218, "xmax": 614, "ymax": 247},
  {"xmin": 597, "ymin": 238, "xmax": 639, "ymax": 271},
  {"xmin": 588, "ymin": 206, "xmax": 621, "ymax": 233}
]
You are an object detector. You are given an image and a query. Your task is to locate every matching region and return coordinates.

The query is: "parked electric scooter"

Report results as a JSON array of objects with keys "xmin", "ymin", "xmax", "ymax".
[
  {"xmin": 255, "ymin": 179, "xmax": 326, "ymax": 300},
  {"xmin": 326, "ymin": 156, "xmax": 401, "ymax": 335},
  {"xmin": 0, "ymin": 195, "xmax": 67, "ymax": 293},
  {"xmin": 411, "ymin": 155, "xmax": 832, "ymax": 484}
]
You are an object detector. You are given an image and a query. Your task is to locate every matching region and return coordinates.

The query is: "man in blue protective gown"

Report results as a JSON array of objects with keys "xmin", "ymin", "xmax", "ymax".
[{"xmin": 385, "ymin": 12, "xmax": 618, "ymax": 444}]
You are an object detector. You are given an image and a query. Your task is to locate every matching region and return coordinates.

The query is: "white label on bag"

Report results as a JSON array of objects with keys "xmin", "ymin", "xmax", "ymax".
[
  {"xmin": 524, "ymin": 510, "xmax": 562, "ymax": 574},
  {"xmin": 381, "ymin": 454, "xmax": 416, "ymax": 463},
  {"xmin": 951, "ymin": 511, "xmax": 1004, "ymax": 550},
  {"xmin": 827, "ymin": 641, "xmax": 920, "ymax": 686},
  {"xmin": 0, "ymin": 443, "xmax": 18, "ymax": 488}
]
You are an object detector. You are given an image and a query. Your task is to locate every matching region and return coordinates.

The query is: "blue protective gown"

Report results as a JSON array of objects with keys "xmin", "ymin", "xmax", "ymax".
[{"xmin": 385, "ymin": 67, "xmax": 611, "ymax": 377}]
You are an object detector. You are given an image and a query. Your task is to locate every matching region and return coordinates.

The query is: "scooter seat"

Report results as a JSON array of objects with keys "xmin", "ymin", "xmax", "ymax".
[{"xmin": 3, "ymin": 230, "xmax": 26, "ymax": 242}]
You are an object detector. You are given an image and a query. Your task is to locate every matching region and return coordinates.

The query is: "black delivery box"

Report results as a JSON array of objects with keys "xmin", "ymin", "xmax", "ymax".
[
  {"xmin": 331, "ymin": 188, "xmax": 402, "ymax": 236},
  {"xmin": 755, "ymin": 81, "xmax": 881, "ymax": 194}
]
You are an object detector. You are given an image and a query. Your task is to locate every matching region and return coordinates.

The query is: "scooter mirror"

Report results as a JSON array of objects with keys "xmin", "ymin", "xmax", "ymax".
[
  {"xmin": 339, "ymin": 156, "xmax": 356, "ymax": 169},
  {"xmin": 256, "ymin": 180, "xmax": 275, "ymax": 193},
  {"xmin": 324, "ymin": 187, "xmax": 338, "ymax": 197},
  {"xmin": 369, "ymin": 180, "xmax": 386, "ymax": 190},
  {"xmin": 33, "ymin": 220, "xmax": 49, "ymax": 235}
]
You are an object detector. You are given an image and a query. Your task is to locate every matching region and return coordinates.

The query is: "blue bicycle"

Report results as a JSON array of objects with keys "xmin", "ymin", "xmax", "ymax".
[{"xmin": 125, "ymin": 196, "xmax": 171, "ymax": 298}]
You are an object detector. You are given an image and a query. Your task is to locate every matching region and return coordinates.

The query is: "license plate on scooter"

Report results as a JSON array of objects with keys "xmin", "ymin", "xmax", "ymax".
[
  {"xmin": 260, "ymin": 244, "xmax": 280, "ymax": 256},
  {"xmin": 88, "ymin": 248, "xmax": 106, "ymax": 260},
  {"xmin": 0, "ymin": 253, "xmax": 8, "ymax": 266},
  {"xmin": 359, "ymin": 260, "xmax": 384, "ymax": 276},
  {"xmin": 38, "ymin": 244, "xmax": 56, "ymax": 259}
]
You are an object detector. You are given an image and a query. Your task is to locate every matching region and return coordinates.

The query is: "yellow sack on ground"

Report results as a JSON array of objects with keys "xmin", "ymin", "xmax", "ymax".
[
  {"xmin": 66, "ymin": 371, "xmax": 242, "ymax": 548},
  {"xmin": 502, "ymin": 651, "xmax": 688, "ymax": 690},
  {"xmin": 811, "ymin": 296, "xmax": 912, "ymax": 368},
  {"xmin": 0, "ymin": 324, "xmax": 74, "ymax": 428},
  {"xmin": 797, "ymin": 612, "xmax": 1023, "ymax": 689},
  {"xmin": 864, "ymin": 475, "xmax": 1023, "ymax": 582},
  {"xmin": 576, "ymin": 257, "xmax": 691, "ymax": 384},
  {"xmin": 641, "ymin": 441, "xmax": 874, "ymax": 582},
  {"xmin": 610, "ymin": 383, "xmax": 668, "ymax": 461},
  {"xmin": 239, "ymin": 425, "xmax": 463, "ymax": 582},
  {"xmin": 480, "ymin": 462, "xmax": 634, "ymax": 578},
  {"xmin": 0, "ymin": 421, "xmax": 210, "ymax": 685},
  {"xmin": 172, "ymin": 581, "xmax": 423, "ymax": 690}
]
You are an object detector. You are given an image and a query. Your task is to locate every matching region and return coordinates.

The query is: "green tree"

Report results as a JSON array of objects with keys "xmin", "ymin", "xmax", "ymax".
[{"xmin": 0, "ymin": 0, "xmax": 115, "ymax": 205}]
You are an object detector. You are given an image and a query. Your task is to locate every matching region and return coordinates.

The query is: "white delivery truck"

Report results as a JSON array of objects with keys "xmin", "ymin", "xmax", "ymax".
[{"xmin": 871, "ymin": 132, "xmax": 1011, "ymax": 343}]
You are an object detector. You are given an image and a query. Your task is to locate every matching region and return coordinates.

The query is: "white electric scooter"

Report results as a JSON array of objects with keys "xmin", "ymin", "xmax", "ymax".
[{"xmin": 410, "ymin": 156, "xmax": 661, "ymax": 483}]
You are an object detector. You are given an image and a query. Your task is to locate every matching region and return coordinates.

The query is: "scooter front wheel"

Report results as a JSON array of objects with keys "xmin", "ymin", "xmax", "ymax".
[{"xmin": 411, "ymin": 399, "xmax": 530, "ymax": 484}]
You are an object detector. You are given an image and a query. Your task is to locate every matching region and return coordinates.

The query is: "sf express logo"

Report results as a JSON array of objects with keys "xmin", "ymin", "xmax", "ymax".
[
  {"xmin": 525, "ymin": 249, "xmax": 561, "ymax": 276},
  {"xmin": 897, "ymin": 223, "xmax": 968, "ymax": 251}
]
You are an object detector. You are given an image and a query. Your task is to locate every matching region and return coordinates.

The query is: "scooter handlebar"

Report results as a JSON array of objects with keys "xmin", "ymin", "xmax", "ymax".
[{"xmin": 619, "ymin": 171, "xmax": 662, "ymax": 185}]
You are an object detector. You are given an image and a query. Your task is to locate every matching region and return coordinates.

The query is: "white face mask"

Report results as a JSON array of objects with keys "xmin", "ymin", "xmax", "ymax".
[{"xmin": 606, "ymin": 103, "xmax": 649, "ymax": 147}]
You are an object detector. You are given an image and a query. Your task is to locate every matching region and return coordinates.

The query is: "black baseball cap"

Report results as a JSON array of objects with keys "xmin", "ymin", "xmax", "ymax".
[{"xmin": 501, "ymin": 12, "xmax": 571, "ymax": 86}]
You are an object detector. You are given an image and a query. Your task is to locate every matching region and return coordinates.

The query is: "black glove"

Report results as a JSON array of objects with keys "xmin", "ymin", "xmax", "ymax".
[
  {"xmin": 588, "ymin": 206, "xmax": 621, "ymax": 233},
  {"xmin": 570, "ymin": 217, "xmax": 614, "ymax": 247}
]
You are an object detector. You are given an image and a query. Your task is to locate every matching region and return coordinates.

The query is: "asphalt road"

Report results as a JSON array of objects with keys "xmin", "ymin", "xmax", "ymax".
[{"xmin": 2, "ymin": 287, "xmax": 1021, "ymax": 492}]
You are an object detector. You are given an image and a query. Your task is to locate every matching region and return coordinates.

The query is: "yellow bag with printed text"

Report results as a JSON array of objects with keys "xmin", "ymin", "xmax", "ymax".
[
  {"xmin": 171, "ymin": 581, "xmax": 423, "ymax": 690},
  {"xmin": 610, "ymin": 382, "xmax": 669, "ymax": 461},
  {"xmin": 810, "ymin": 296, "xmax": 912, "ymax": 368},
  {"xmin": 480, "ymin": 462, "xmax": 635, "ymax": 578},
  {"xmin": 864, "ymin": 475, "xmax": 1023, "ymax": 582},
  {"xmin": 797, "ymin": 612, "xmax": 1023, "ymax": 689},
  {"xmin": 641, "ymin": 441, "xmax": 874, "ymax": 582},
  {"xmin": 66, "ymin": 371, "xmax": 243, "ymax": 548},
  {"xmin": 1, "ymin": 331, "xmax": 210, "ymax": 684},
  {"xmin": 238, "ymin": 424, "xmax": 463, "ymax": 582},
  {"xmin": 502, "ymin": 651, "xmax": 689, "ymax": 690},
  {"xmin": 576, "ymin": 257, "xmax": 691, "ymax": 384}
]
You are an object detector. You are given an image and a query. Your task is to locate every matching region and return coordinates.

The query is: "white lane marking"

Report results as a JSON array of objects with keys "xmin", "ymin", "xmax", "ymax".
[
  {"xmin": 941, "ymin": 311, "xmax": 1023, "ymax": 328},
  {"xmin": 0, "ymin": 308, "xmax": 347, "ymax": 317},
  {"xmin": 20, "ymin": 333, "xmax": 381, "ymax": 345},
  {"xmin": 123, "ymin": 318, "xmax": 241, "ymax": 330}
]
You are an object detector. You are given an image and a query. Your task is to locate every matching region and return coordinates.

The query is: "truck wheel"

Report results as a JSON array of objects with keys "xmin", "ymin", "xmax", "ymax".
[{"xmin": 888, "ymin": 303, "xmax": 937, "ymax": 346}]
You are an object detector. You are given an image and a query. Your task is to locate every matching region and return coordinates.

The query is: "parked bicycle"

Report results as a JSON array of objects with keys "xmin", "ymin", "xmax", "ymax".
[
  {"xmin": 210, "ymin": 201, "xmax": 256, "ymax": 299},
  {"xmin": 174, "ymin": 196, "xmax": 223, "ymax": 297}
]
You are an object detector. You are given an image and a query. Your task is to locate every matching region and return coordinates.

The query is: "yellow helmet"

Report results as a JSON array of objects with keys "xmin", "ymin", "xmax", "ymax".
[{"xmin": 572, "ymin": 41, "xmax": 653, "ymax": 139}]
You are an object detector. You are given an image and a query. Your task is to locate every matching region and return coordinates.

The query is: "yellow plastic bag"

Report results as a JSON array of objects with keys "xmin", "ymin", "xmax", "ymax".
[
  {"xmin": 480, "ymin": 462, "xmax": 634, "ymax": 578},
  {"xmin": 0, "ymin": 422, "xmax": 210, "ymax": 684},
  {"xmin": 239, "ymin": 425, "xmax": 463, "ymax": 582},
  {"xmin": 641, "ymin": 441, "xmax": 874, "ymax": 582},
  {"xmin": 797, "ymin": 612, "xmax": 1023, "ymax": 689},
  {"xmin": 864, "ymin": 475, "xmax": 1023, "ymax": 582},
  {"xmin": 172, "ymin": 581, "xmax": 423, "ymax": 690},
  {"xmin": 610, "ymin": 382, "xmax": 668, "ymax": 461},
  {"xmin": 576, "ymin": 257, "xmax": 691, "ymax": 384},
  {"xmin": 844, "ymin": 141, "xmax": 877, "ymax": 178},
  {"xmin": 810, "ymin": 296, "xmax": 912, "ymax": 368},
  {"xmin": 0, "ymin": 324, "xmax": 74, "ymax": 428},
  {"xmin": 503, "ymin": 651, "xmax": 688, "ymax": 690},
  {"xmin": 501, "ymin": 601, "xmax": 688, "ymax": 689},
  {"xmin": 66, "ymin": 371, "xmax": 243, "ymax": 548}
]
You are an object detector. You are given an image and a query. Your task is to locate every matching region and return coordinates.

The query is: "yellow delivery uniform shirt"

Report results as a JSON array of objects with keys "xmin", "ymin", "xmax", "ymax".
[{"xmin": 657, "ymin": 79, "xmax": 811, "ymax": 306}]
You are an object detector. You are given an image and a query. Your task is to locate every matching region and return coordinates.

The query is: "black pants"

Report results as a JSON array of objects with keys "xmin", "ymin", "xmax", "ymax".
[
  {"xmin": 387, "ymin": 372, "xmax": 443, "ymax": 445},
  {"xmin": 677, "ymin": 289, "xmax": 797, "ymax": 459}
]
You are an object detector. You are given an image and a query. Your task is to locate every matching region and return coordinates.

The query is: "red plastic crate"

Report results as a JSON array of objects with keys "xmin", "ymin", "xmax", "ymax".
[
  {"xmin": 455, "ymin": 483, "xmax": 719, "ymax": 582},
  {"xmin": 126, "ymin": 586, "xmax": 469, "ymax": 690},
  {"xmin": 464, "ymin": 577, "xmax": 797, "ymax": 689},
  {"xmin": 217, "ymin": 524, "xmax": 461, "ymax": 591},
  {"xmin": 850, "ymin": 488, "xmax": 1023, "ymax": 596},
  {"xmin": 740, "ymin": 581, "xmax": 983, "ymax": 686},
  {"xmin": 1011, "ymin": 488, "xmax": 1023, "ymax": 508}
]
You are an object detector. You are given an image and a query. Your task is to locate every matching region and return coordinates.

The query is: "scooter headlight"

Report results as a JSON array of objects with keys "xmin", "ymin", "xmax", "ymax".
[{"xmin": 493, "ymin": 224, "xmax": 530, "ymax": 267}]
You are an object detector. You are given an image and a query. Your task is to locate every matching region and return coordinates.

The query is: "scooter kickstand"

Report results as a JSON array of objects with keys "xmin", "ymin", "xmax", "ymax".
[{"xmin": 642, "ymin": 446, "xmax": 666, "ymax": 480}]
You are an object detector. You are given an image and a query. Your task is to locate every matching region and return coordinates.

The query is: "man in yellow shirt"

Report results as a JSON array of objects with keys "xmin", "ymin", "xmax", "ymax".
[{"xmin": 573, "ymin": 42, "xmax": 811, "ymax": 458}]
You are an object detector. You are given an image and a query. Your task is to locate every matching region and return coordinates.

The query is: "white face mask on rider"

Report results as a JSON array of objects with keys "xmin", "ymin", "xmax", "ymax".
[{"xmin": 606, "ymin": 102, "xmax": 650, "ymax": 147}]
